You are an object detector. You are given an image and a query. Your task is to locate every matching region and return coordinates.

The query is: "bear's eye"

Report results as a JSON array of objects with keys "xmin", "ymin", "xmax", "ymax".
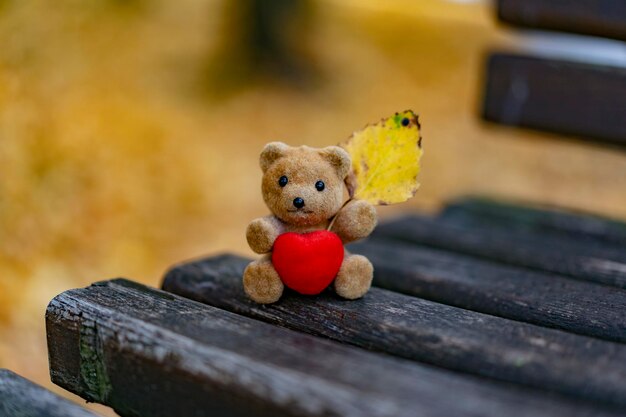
[
  {"xmin": 278, "ymin": 176, "xmax": 288, "ymax": 187},
  {"xmin": 315, "ymin": 180, "xmax": 325, "ymax": 191}
]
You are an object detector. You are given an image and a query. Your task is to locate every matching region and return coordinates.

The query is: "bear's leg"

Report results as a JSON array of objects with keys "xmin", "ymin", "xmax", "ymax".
[
  {"xmin": 243, "ymin": 255, "xmax": 284, "ymax": 304},
  {"xmin": 334, "ymin": 253, "xmax": 373, "ymax": 300}
]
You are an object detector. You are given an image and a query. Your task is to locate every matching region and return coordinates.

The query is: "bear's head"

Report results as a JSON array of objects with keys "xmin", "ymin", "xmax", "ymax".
[{"xmin": 260, "ymin": 142, "xmax": 351, "ymax": 227}]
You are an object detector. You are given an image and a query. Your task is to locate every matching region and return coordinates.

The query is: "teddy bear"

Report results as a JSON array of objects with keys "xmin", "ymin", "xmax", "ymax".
[{"xmin": 244, "ymin": 141, "xmax": 378, "ymax": 304}]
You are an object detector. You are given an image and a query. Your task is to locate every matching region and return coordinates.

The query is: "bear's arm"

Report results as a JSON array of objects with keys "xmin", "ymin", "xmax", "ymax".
[
  {"xmin": 246, "ymin": 215, "xmax": 285, "ymax": 254},
  {"xmin": 331, "ymin": 200, "xmax": 378, "ymax": 244}
]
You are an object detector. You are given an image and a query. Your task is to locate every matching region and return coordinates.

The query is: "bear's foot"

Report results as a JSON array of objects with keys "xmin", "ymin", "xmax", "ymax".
[
  {"xmin": 243, "ymin": 257, "xmax": 284, "ymax": 304},
  {"xmin": 334, "ymin": 254, "xmax": 373, "ymax": 300}
]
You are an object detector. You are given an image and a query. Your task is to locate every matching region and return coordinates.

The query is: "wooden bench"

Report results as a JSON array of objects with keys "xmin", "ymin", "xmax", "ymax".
[
  {"xmin": 0, "ymin": 369, "xmax": 98, "ymax": 417},
  {"xmin": 484, "ymin": 0, "xmax": 626, "ymax": 146},
  {"xmin": 44, "ymin": 197, "xmax": 626, "ymax": 417}
]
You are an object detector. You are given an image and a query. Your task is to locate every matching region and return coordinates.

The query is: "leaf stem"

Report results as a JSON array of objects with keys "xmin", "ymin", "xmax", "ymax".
[{"xmin": 327, "ymin": 198, "xmax": 352, "ymax": 232}]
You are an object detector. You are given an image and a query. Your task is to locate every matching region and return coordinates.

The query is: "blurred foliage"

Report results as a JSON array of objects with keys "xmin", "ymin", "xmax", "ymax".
[{"xmin": 1, "ymin": 0, "xmax": 625, "ymax": 414}]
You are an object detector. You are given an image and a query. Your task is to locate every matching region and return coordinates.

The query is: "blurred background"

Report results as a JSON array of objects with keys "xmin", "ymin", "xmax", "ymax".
[{"xmin": 1, "ymin": 0, "xmax": 625, "ymax": 414}]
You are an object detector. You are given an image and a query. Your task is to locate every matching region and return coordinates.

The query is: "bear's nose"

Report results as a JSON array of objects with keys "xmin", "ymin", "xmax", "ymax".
[{"xmin": 293, "ymin": 197, "xmax": 305, "ymax": 209}]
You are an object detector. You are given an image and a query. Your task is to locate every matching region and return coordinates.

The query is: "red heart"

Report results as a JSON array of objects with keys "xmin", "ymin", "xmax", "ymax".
[{"xmin": 272, "ymin": 231, "xmax": 344, "ymax": 295}]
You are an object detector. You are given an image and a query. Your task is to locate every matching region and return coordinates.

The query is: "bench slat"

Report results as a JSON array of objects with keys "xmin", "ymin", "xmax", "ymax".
[
  {"xmin": 483, "ymin": 54, "xmax": 626, "ymax": 146},
  {"xmin": 46, "ymin": 279, "xmax": 619, "ymax": 417},
  {"xmin": 0, "ymin": 369, "xmax": 98, "ymax": 417},
  {"xmin": 498, "ymin": 0, "xmax": 626, "ymax": 41},
  {"xmin": 374, "ymin": 215, "xmax": 626, "ymax": 288},
  {"xmin": 162, "ymin": 255, "xmax": 626, "ymax": 410},
  {"xmin": 440, "ymin": 197, "xmax": 626, "ymax": 247},
  {"xmin": 350, "ymin": 238, "xmax": 626, "ymax": 343}
]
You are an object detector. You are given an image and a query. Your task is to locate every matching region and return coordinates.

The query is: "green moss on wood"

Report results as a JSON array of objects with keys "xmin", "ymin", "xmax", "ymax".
[{"xmin": 78, "ymin": 319, "xmax": 112, "ymax": 402}]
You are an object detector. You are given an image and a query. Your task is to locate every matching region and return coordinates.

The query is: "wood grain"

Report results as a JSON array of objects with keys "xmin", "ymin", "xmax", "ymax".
[
  {"xmin": 162, "ymin": 254, "xmax": 626, "ymax": 410},
  {"xmin": 0, "ymin": 369, "xmax": 98, "ymax": 417},
  {"xmin": 482, "ymin": 54, "xmax": 626, "ymax": 146},
  {"xmin": 497, "ymin": 0, "xmax": 626, "ymax": 41},
  {"xmin": 373, "ymin": 215, "xmax": 626, "ymax": 288},
  {"xmin": 350, "ymin": 238, "xmax": 626, "ymax": 343},
  {"xmin": 46, "ymin": 279, "xmax": 621, "ymax": 417},
  {"xmin": 440, "ymin": 197, "xmax": 626, "ymax": 247}
]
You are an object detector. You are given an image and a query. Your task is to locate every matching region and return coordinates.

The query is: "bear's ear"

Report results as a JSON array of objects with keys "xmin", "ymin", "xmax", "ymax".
[
  {"xmin": 320, "ymin": 146, "xmax": 351, "ymax": 179},
  {"xmin": 260, "ymin": 142, "xmax": 289, "ymax": 172}
]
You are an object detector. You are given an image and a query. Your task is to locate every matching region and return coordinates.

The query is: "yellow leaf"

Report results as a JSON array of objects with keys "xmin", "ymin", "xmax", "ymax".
[{"xmin": 341, "ymin": 110, "xmax": 423, "ymax": 205}]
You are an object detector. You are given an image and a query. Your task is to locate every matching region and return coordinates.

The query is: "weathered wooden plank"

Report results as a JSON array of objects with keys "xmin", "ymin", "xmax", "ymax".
[
  {"xmin": 162, "ymin": 255, "xmax": 626, "ymax": 410},
  {"xmin": 349, "ymin": 238, "xmax": 626, "ymax": 343},
  {"xmin": 497, "ymin": 0, "xmax": 626, "ymax": 41},
  {"xmin": 46, "ymin": 279, "xmax": 620, "ymax": 417},
  {"xmin": 440, "ymin": 197, "xmax": 626, "ymax": 247},
  {"xmin": 0, "ymin": 369, "xmax": 98, "ymax": 417},
  {"xmin": 373, "ymin": 215, "xmax": 626, "ymax": 288},
  {"xmin": 483, "ymin": 54, "xmax": 626, "ymax": 146}
]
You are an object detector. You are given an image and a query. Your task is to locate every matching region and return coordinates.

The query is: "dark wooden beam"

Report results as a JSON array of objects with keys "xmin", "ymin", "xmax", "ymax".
[
  {"xmin": 440, "ymin": 197, "xmax": 626, "ymax": 247},
  {"xmin": 47, "ymin": 279, "xmax": 619, "ymax": 417},
  {"xmin": 349, "ymin": 238, "xmax": 626, "ymax": 343},
  {"xmin": 373, "ymin": 215, "xmax": 626, "ymax": 288},
  {"xmin": 0, "ymin": 369, "xmax": 98, "ymax": 417},
  {"xmin": 497, "ymin": 0, "xmax": 626, "ymax": 41},
  {"xmin": 482, "ymin": 53, "xmax": 626, "ymax": 147},
  {"xmin": 162, "ymin": 255, "xmax": 626, "ymax": 410}
]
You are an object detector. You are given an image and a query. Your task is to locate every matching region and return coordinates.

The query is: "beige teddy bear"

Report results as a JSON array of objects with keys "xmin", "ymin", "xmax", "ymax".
[{"xmin": 244, "ymin": 142, "xmax": 377, "ymax": 304}]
